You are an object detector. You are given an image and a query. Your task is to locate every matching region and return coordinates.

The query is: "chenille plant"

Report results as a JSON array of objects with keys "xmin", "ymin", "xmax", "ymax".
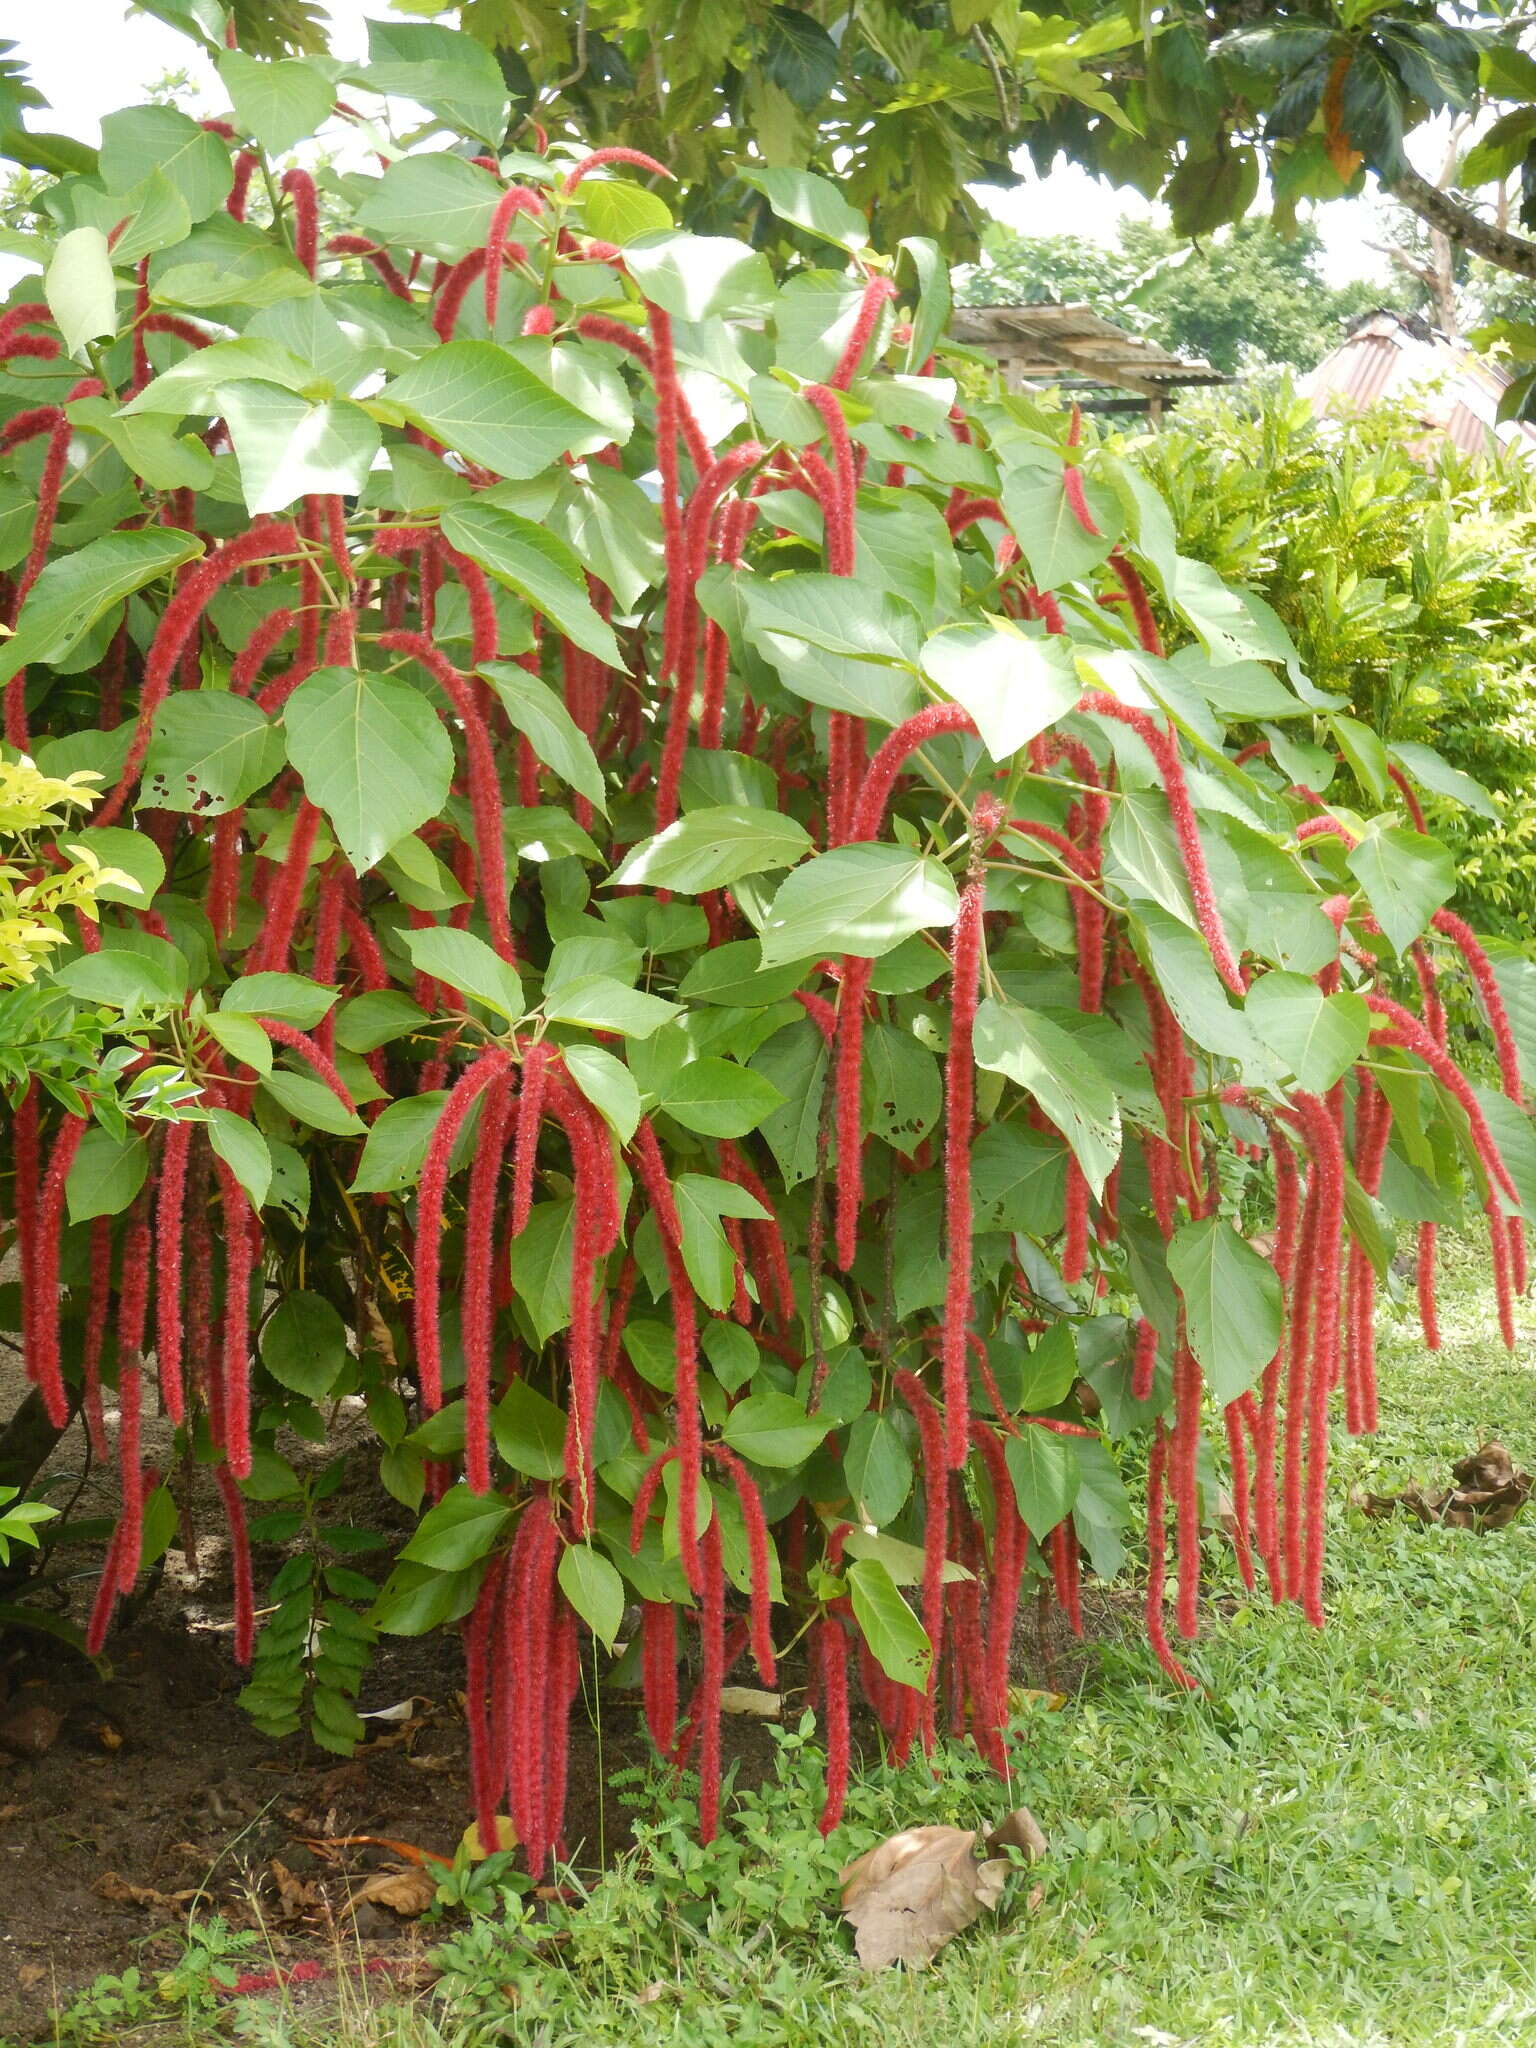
[{"xmin": 0, "ymin": 10, "xmax": 1531, "ymax": 1876}]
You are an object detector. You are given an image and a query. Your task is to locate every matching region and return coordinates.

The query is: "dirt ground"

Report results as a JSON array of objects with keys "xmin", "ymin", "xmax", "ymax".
[
  {"xmin": 0, "ymin": 1567, "xmax": 1115, "ymax": 2043},
  {"xmin": 0, "ymin": 1307, "xmax": 1121, "ymax": 2045}
]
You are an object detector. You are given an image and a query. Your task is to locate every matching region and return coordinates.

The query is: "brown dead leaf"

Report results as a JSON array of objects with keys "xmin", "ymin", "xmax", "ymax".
[
  {"xmin": 267, "ymin": 1858, "xmax": 321, "ymax": 1925},
  {"xmin": 1354, "ymin": 1441, "xmax": 1530, "ymax": 1534},
  {"xmin": 719, "ymin": 1687, "xmax": 782, "ymax": 1717},
  {"xmin": 94, "ymin": 1872, "xmax": 196, "ymax": 1913},
  {"xmin": 985, "ymin": 1807, "xmax": 1049, "ymax": 1862},
  {"xmin": 839, "ymin": 1807, "xmax": 1044, "ymax": 1970},
  {"xmin": 1452, "ymin": 1441, "xmax": 1516, "ymax": 1492},
  {"xmin": 346, "ymin": 1865, "xmax": 437, "ymax": 1919}
]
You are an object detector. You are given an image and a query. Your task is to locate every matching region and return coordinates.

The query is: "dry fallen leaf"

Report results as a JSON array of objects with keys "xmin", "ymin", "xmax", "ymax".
[
  {"xmin": 267, "ymin": 1858, "xmax": 321, "ymax": 1925},
  {"xmin": 839, "ymin": 1807, "xmax": 1045, "ymax": 1969},
  {"xmin": 95, "ymin": 1871, "xmax": 196, "ymax": 1913},
  {"xmin": 358, "ymin": 1696, "xmax": 426, "ymax": 1724},
  {"xmin": 1006, "ymin": 1686, "xmax": 1067, "ymax": 1715},
  {"xmin": 346, "ymin": 1865, "xmax": 438, "ymax": 1919},
  {"xmin": 719, "ymin": 1687, "xmax": 782, "ymax": 1717},
  {"xmin": 1354, "ymin": 1439, "xmax": 1531, "ymax": 1533}
]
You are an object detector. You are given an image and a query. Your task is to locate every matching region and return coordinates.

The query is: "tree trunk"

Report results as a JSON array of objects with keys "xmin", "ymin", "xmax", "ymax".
[{"xmin": 0, "ymin": 1385, "xmax": 72, "ymax": 1494}]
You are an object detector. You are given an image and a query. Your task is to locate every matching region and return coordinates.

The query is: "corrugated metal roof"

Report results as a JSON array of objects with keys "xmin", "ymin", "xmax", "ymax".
[
  {"xmin": 1302, "ymin": 311, "xmax": 1536, "ymax": 460},
  {"xmin": 950, "ymin": 303, "xmax": 1227, "ymax": 398}
]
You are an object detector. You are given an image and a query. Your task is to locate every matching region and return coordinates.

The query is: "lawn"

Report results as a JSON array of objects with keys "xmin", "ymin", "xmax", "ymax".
[{"xmin": 36, "ymin": 1236, "xmax": 1536, "ymax": 2048}]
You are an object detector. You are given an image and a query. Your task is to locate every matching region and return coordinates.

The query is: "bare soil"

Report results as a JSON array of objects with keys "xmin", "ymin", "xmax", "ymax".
[{"xmin": 0, "ymin": 1303, "xmax": 1129, "ymax": 2044}]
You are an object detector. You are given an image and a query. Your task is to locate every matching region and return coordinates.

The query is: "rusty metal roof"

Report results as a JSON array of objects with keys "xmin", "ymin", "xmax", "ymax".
[
  {"xmin": 1303, "ymin": 310, "xmax": 1536, "ymax": 460},
  {"xmin": 950, "ymin": 302, "xmax": 1227, "ymax": 401}
]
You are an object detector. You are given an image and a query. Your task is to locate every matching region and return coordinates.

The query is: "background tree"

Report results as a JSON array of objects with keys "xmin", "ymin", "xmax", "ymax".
[{"xmin": 5, "ymin": 2, "xmax": 1515, "ymax": 293}]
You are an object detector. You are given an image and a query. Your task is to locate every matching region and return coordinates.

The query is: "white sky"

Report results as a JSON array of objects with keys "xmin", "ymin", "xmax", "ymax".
[{"xmin": 9, "ymin": 0, "xmax": 1406, "ymax": 292}]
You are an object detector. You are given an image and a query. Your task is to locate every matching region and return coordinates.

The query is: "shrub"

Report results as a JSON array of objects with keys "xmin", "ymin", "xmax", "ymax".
[
  {"xmin": 1139, "ymin": 380, "xmax": 1536, "ymax": 944},
  {"xmin": 0, "ymin": 21, "xmax": 1531, "ymax": 1862}
]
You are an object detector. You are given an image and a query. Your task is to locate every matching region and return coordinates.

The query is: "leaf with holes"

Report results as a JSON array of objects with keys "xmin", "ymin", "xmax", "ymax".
[{"xmin": 143, "ymin": 692, "xmax": 283, "ymax": 815}]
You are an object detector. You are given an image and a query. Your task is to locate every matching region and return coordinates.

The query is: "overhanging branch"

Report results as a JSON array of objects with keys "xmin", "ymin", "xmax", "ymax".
[{"xmin": 1389, "ymin": 164, "xmax": 1536, "ymax": 281}]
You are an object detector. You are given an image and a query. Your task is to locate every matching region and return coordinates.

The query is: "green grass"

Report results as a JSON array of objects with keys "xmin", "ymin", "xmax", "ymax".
[{"xmin": 39, "ymin": 1238, "xmax": 1536, "ymax": 2048}]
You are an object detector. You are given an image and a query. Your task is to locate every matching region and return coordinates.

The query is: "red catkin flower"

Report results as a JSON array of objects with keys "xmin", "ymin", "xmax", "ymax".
[
  {"xmin": 246, "ymin": 800, "xmax": 322, "ymax": 975},
  {"xmin": 1107, "ymin": 551, "xmax": 1163, "ymax": 656},
  {"xmin": 697, "ymin": 1515, "xmax": 727, "ymax": 1844},
  {"xmin": 1285, "ymin": 1091, "xmax": 1346, "ymax": 1627},
  {"xmin": 708, "ymin": 1443, "xmax": 776, "ymax": 1683},
  {"xmin": 828, "ymin": 275, "xmax": 897, "ymax": 389},
  {"xmin": 154, "ymin": 1120, "xmax": 192, "ymax": 1426},
  {"xmin": 113, "ymin": 1199, "xmax": 153, "ymax": 1593},
  {"xmin": 483, "ymin": 186, "xmax": 543, "ymax": 326},
  {"xmin": 1223, "ymin": 1403, "xmax": 1257, "ymax": 1593},
  {"xmin": 378, "ymin": 631, "xmax": 518, "ymax": 964},
  {"xmin": 462, "ymin": 1072, "xmax": 515, "ymax": 1494},
  {"xmin": 228, "ymin": 150, "xmax": 258, "ymax": 220},
  {"xmin": 1417, "ymin": 1223, "xmax": 1442, "ymax": 1352},
  {"xmin": 326, "ymin": 234, "xmax": 411, "ymax": 299},
  {"xmin": 718, "ymin": 1142, "xmax": 795, "ymax": 1325},
  {"xmin": 1062, "ymin": 460, "xmax": 1100, "ymax": 537},
  {"xmin": 1170, "ymin": 1341, "xmax": 1203, "ymax": 1637},
  {"xmin": 1253, "ymin": 1127, "xmax": 1300, "ymax": 1596},
  {"xmin": 1079, "ymin": 692, "xmax": 1245, "ymax": 995},
  {"xmin": 641, "ymin": 1599, "xmax": 679, "ymax": 1759},
  {"xmin": 281, "ymin": 168, "xmax": 319, "ymax": 276},
  {"xmin": 941, "ymin": 872, "xmax": 986, "ymax": 1469},
  {"xmin": 565, "ymin": 146, "xmax": 673, "ymax": 191},
  {"xmin": 1387, "ymin": 761, "xmax": 1429, "ymax": 833},
  {"xmin": 211, "ymin": 1156, "xmax": 258, "ymax": 1479},
  {"xmin": 1145, "ymin": 1423, "xmax": 1197, "ymax": 1690},
  {"xmin": 260, "ymin": 1018, "xmax": 356, "ymax": 1115},
  {"xmin": 1050, "ymin": 1518, "xmax": 1083, "ymax": 1637},
  {"xmin": 28, "ymin": 1114, "xmax": 88, "ymax": 1426},
  {"xmin": 893, "ymin": 1369, "xmax": 949, "ymax": 1746},
  {"xmin": 630, "ymin": 1121, "xmax": 705, "ymax": 1593},
  {"xmin": 831, "ymin": 958, "xmax": 873, "ymax": 1272},
  {"xmin": 81, "ymin": 1218, "xmax": 112, "ymax": 1459},
  {"xmin": 510, "ymin": 1042, "xmax": 551, "ymax": 1236},
  {"xmin": 1131, "ymin": 1317, "xmax": 1159, "ymax": 1402},
  {"xmin": 215, "ymin": 1463, "xmax": 255, "ymax": 1665},
  {"xmin": 414, "ymin": 1048, "xmax": 513, "ymax": 1415},
  {"xmin": 463, "ymin": 1555, "xmax": 504, "ymax": 1850},
  {"xmin": 818, "ymin": 1606, "xmax": 851, "ymax": 1833}
]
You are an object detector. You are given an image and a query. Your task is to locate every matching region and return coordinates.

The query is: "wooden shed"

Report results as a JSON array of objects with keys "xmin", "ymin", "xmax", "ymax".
[{"xmin": 949, "ymin": 302, "xmax": 1228, "ymax": 419}]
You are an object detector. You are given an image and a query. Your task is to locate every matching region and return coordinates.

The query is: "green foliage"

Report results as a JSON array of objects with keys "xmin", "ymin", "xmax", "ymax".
[
  {"xmin": 1140, "ymin": 382, "xmax": 1536, "ymax": 940},
  {"xmin": 235, "ymin": 1457, "xmax": 383, "ymax": 1755},
  {"xmin": 0, "ymin": 1482, "xmax": 56, "ymax": 1565},
  {"xmin": 0, "ymin": 13, "xmax": 1529, "ymax": 1879},
  {"xmin": 6, "ymin": 2, "xmax": 1536, "ymax": 288}
]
